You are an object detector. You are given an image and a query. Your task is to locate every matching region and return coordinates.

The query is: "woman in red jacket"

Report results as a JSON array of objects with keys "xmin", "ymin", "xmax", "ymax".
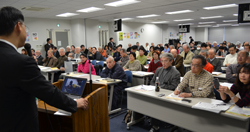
[{"xmin": 147, "ymin": 51, "xmax": 162, "ymax": 73}]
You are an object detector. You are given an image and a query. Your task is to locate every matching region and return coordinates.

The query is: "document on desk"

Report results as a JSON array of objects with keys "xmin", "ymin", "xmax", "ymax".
[
  {"xmin": 166, "ymin": 93, "xmax": 183, "ymax": 101},
  {"xmin": 226, "ymin": 105, "xmax": 250, "ymax": 117},
  {"xmin": 192, "ymin": 100, "xmax": 232, "ymax": 113},
  {"xmin": 133, "ymin": 71, "xmax": 146, "ymax": 75},
  {"xmin": 220, "ymin": 82, "xmax": 233, "ymax": 88},
  {"xmin": 134, "ymin": 85, "xmax": 155, "ymax": 91},
  {"xmin": 212, "ymin": 72, "xmax": 222, "ymax": 76}
]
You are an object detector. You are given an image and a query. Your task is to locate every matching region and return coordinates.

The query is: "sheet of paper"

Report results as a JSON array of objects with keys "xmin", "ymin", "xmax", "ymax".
[
  {"xmin": 192, "ymin": 101, "xmax": 232, "ymax": 113},
  {"xmin": 40, "ymin": 67, "xmax": 51, "ymax": 70},
  {"xmin": 227, "ymin": 105, "xmax": 250, "ymax": 116},
  {"xmin": 220, "ymin": 82, "xmax": 233, "ymax": 88},
  {"xmin": 134, "ymin": 85, "xmax": 155, "ymax": 91},
  {"xmin": 58, "ymin": 41, "xmax": 61, "ymax": 46},
  {"xmin": 212, "ymin": 72, "xmax": 222, "ymax": 75},
  {"xmin": 167, "ymin": 92, "xmax": 183, "ymax": 99}
]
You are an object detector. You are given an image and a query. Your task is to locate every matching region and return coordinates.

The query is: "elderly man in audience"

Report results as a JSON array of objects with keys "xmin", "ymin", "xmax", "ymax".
[
  {"xmin": 216, "ymin": 46, "xmax": 228, "ymax": 57},
  {"xmin": 177, "ymin": 42, "xmax": 183, "ymax": 54},
  {"xmin": 127, "ymin": 43, "xmax": 132, "ymax": 53},
  {"xmin": 100, "ymin": 56, "xmax": 127, "ymax": 110},
  {"xmin": 74, "ymin": 47, "xmax": 81, "ymax": 59},
  {"xmin": 65, "ymin": 46, "xmax": 71, "ymax": 56},
  {"xmin": 151, "ymin": 43, "xmax": 155, "ymax": 47},
  {"xmin": 226, "ymin": 50, "xmax": 249, "ymax": 83},
  {"xmin": 137, "ymin": 48, "xmax": 147, "ymax": 65},
  {"xmin": 98, "ymin": 47, "xmax": 107, "ymax": 58},
  {"xmin": 87, "ymin": 47, "xmax": 92, "ymax": 56},
  {"xmin": 223, "ymin": 44, "xmax": 237, "ymax": 67},
  {"xmin": 174, "ymin": 55, "xmax": 215, "ymax": 98},
  {"xmin": 53, "ymin": 47, "xmax": 68, "ymax": 82},
  {"xmin": 33, "ymin": 50, "xmax": 44, "ymax": 65},
  {"xmin": 90, "ymin": 47, "xmax": 105, "ymax": 61},
  {"xmin": 147, "ymin": 51, "xmax": 162, "ymax": 73},
  {"xmin": 199, "ymin": 50, "xmax": 213, "ymax": 73},
  {"xmin": 244, "ymin": 43, "xmax": 250, "ymax": 54},
  {"xmin": 113, "ymin": 46, "xmax": 121, "ymax": 62},
  {"xmin": 236, "ymin": 41, "xmax": 244, "ymax": 51},
  {"xmin": 171, "ymin": 49, "xmax": 184, "ymax": 76},
  {"xmin": 123, "ymin": 52, "xmax": 141, "ymax": 71},
  {"xmin": 149, "ymin": 53, "xmax": 181, "ymax": 132},
  {"xmin": 77, "ymin": 53, "xmax": 96, "ymax": 75},
  {"xmin": 207, "ymin": 48, "xmax": 222, "ymax": 72},
  {"xmin": 212, "ymin": 41, "xmax": 219, "ymax": 52},
  {"xmin": 194, "ymin": 44, "xmax": 201, "ymax": 55},
  {"xmin": 117, "ymin": 48, "xmax": 129, "ymax": 67},
  {"xmin": 131, "ymin": 45, "xmax": 139, "ymax": 57},
  {"xmin": 43, "ymin": 50, "xmax": 57, "ymax": 67},
  {"xmin": 180, "ymin": 44, "xmax": 194, "ymax": 64},
  {"xmin": 67, "ymin": 53, "xmax": 75, "ymax": 61}
]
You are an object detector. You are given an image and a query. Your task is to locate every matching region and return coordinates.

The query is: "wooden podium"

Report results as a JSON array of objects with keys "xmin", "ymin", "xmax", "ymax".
[{"xmin": 37, "ymin": 80, "xmax": 109, "ymax": 132}]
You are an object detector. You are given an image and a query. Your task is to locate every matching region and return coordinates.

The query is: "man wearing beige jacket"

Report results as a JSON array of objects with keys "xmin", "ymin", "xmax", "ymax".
[{"xmin": 180, "ymin": 44, "xmax": 194, "ymax": 64}]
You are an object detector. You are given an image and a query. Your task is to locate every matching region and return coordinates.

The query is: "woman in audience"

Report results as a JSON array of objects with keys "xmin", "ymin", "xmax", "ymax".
[
  {"xmin": 123, "ymin": 52, "xmax": 141, "ymax": 71},
  {"xmin": 21, "ymin": 49, "xmax": 27, "ymax": 55},
  {"xmin": 104, "ymin": 45, "xmax": 108, "ymax": 51},
  {"xmin": 147, "ymin": 51, "xmax": 162, "ymax": 73},
  {"xmin": 218, "ymin": 63, "xmax": 250, "ymax": 107},
  {"xmin": 137, "ymin": 48, "xmax": 147, "ymax": 65},
  {"xmin": 77, "ymin": 53, "xmax": 96, "ymax": 75},
  {"xmin": 147, "ymin": 46, "xmax": 154, "ymax": 60}
]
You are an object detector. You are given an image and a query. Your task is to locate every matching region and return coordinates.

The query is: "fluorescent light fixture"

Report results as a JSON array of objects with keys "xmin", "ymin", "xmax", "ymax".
[
  {"xmin": 178, "ymin": 23, "xmax": 194, "ymax": 25},
  {"xmin": 218, "ymin": 23, "xmax": 232, "ymax": 26},
  {"xmin": 233, "ymin": 14, "xmax": 238, "ymax": 16},
  {"xmin": 197, "ymin": 25, "xmax": 211, "ymax": 27},
  {"xmin": 223, "ymin": 19, "xmax": 237, "ymax": 22},
  {"xmin": 77, "ymin": 7, "xmax": 104, "ymax": 13},
  {"xmin": 198, "ymin": 21, "xmax": 216, "ymax": 24},
  {"xmin": 200, "ymin": 16, "xmax": 223, "ymax": 19},
  {"xmin": 114, "ymin": 18, "xmax": 133, "ymax": 21},
  {"xmin": 232, "ymin": 24, "xmax": 239, "ymax": 26},
  {"xmin": 136, "ymin": 14, "xmax": 159, "ymax": 18},
  {"xmin": 152, "ymin": 21, "xmax": 168, "ymax": 24},
  {"xmin": 174, "ymin": 19, "xmax": 193, "ymax": 22},
  {"xmin": 213, "ymin": 25, "xmax": 219, "ymax": 27},
  {"xmin": 105, "ymin": 0, "xmax": 140, "ymax": 7},
  {"xmin": 165, "ymin": 10, "xmax": 193, "ymax": 15},
  {"xmin": 56, "ymin": 12, "xmax": 79, "ymax": 17},
  {"xmin": 203, "ymin": 4, "xmax": 238, "ymax": 10}
]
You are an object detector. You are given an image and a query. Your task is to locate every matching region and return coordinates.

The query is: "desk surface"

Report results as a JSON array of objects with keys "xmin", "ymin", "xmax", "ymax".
[
  {"xmin": 38, "ymin": 66, "xmax": 60, "ymax": 72},
  {"xmin": 131, "ymin": 71, "xmax": 154, "ymax": 77},
  {"xmin": 96, "ymin": 60, "xmax": 107, "ymax": 64},
  {"xmin": 213, "ymin": 73, "xmax": 226, "ymax": 79},
  {"xmin": 183, "ymin": 64, "xmax": 191, "ymax": 67}
]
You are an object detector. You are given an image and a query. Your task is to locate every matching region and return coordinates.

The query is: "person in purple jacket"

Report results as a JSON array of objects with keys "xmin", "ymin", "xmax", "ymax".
[{"xmin": 77, "ymin": 53, "xmax": 96, "ymax": 75}]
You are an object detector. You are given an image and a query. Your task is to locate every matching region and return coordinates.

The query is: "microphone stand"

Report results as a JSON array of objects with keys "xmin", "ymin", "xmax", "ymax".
[{"xmin": 88, "ymin": 58, "xmax": 92, "ymax": 93}]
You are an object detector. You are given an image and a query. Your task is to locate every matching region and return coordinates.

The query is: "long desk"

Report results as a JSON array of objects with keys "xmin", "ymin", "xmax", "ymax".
[
  {"xmin": 38, "ymin": 82, "xmax": 109, "ymax": 132},
  {"xmin": 62, "ymin": 72, "xmax": 122, "ymax": 115},
  {"xmin": 213, "ymin": 73, "xmax": 227, "ymax": 82},
  {"xmin": 126, "ymin": 86, "xmax": 249, "ymax": 132},
  {"xmin": 38, "ymin": 65, "xmax": 61, "ymax": 83},
  {"xmin": 131, "ymin": 71, "xmax": 154, "ymax": 86}
]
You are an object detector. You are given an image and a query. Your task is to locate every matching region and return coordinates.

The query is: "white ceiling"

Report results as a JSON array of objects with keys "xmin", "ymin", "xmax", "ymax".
[{"xmin": 0, "ymin": 0, "xmax": 249, "ymax": 26}]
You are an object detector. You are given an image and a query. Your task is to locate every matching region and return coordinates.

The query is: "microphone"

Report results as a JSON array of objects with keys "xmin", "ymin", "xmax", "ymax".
[{"xmin": 24, "ymin": 43, "xmax": 32, "ymax": 57}]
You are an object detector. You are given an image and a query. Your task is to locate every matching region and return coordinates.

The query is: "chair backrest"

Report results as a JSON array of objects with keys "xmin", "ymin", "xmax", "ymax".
[
  {"xmin": 91, "ymin": 60, "xmax": 96, "ymax": 66},
  {"xmin": 125, "ymin": 71, "xmax": 133, "ymax": 86},
  {"xmin": 64, "ymin": 61, "xmax": 73, "ymax": 73},
  {"xmin": 97, "ymin": 61, "xmax": 104, "ymax": 67},
  {"xmin": 104, "ymin": 57, "xmax": 107, "ymax": 61}
]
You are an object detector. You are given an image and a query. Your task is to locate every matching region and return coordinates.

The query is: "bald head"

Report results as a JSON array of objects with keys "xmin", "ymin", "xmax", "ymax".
[
  {"xmin": 76, "ymin": 47, "xmax": 80, "ymax": 54},
  {"xmin": 170, "ymin": 49, "xmax": 177, "ymax": 58},
  {"xmin": 208, "ymin": 48, "xmax": 216, "ymax": 59},
  {"xmin": 35, "ymin": 50, "xmax": 41, "ymax": 56},
  {"xmin": 245, "ymin": 42, "xmax": 249, "ymax": 45}
]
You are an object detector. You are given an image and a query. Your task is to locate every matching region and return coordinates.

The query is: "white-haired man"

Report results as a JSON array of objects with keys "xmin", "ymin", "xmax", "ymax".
[
  {"xmin": 180, "ymin": 44, "xmax": 194, "ymax": 64},
  {"xmin": 212, "ymin": 41, "xmax": 219, "ymax": 52},
  {"xmin": 74, "ymin": 47, "xmax": 81, "ymax": 59}
]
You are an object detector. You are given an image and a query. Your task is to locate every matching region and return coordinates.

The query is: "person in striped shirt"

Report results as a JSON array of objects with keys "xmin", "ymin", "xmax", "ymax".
[{"xmin": 219, "ymin": 63, "xmax": 250, "ymax": 107}]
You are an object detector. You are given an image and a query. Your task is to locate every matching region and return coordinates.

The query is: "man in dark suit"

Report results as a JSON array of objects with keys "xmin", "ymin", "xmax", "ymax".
[
  {"xmin": 0, "ymin": 6, "xmax": 88, "ymax": 132},
  {"xmin": 108, "ymin": 37, "xmax": 116, "ymax": 49},
  {"xmin": 80, "ymin": 44, "xmax": 88, "ymax": 55},
  {"xmin": 171, "ymin": 49, "xmax": 185, "ymax": 76},
  {"xmin": 34, "ymin": 50, "xmax": 44, "ymax": 65},
  {"xmin": 90, "ymin": 47, "xmax": 105, "ymax": 61},
  {"xmin": 52, "ymin": 46, "xmax": 60, "ymax": 58},
  {"xmin": 44, "ymin": 38, "xmax": 54, "ymax": 56}
]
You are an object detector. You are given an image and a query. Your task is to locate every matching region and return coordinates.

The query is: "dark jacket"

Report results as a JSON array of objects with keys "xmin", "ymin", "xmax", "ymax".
[
  {"xmin": 207, "ymin": 58, "xmax": 222, "ymax": 72},
  {"xmin": 0, "ymin": 41, "xmax": 77, "ymax": 132},
  {"xmin": 92, "ymin": 51, "xmax": 105, "ymax": 61},
  {"xmin": 226, "ymin": 64, "xmax": 241, "ymax": 83},
  {"xmin": 113, "ymin": 52, "xmax": 121, "ymax": 62},
  {"xmin": 36, "ymin": 55, "xmax": 44, "ymax": 65},
  {"xmin": 81, "ymin": 49, "xmax": 88, "ymax": 55},
  {"xmin": 54, "ymin": 50, "xmax": 60, "ymax": 58},
  {"xmin": 100, "ymin": 63, "xmax": 127, "ymax": 90},
  {"xmin": 53, "ymin": 55, "xmax": 68, "ymax": 68},
  {"xmin": 44, "ymin": 43, "xmax": 54, "ymax": 56},
  {"xmin": 172, "ymin": 55, "xmax": 185, "ymax": 77},
  {"xmin": 108, "ymin": 42, "xmax": 116, "ymax": 49}
]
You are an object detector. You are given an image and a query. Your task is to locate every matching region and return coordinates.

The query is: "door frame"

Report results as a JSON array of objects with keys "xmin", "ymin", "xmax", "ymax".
[{"xmin": 46, "ymin": 29, "xmax": 71, "ymax": 47}]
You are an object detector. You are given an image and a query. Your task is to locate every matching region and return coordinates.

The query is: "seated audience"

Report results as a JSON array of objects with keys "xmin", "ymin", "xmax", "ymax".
[
  {"xmin": 127, "ymin": 43, "xmax": 132, "ymax": 53},
  {"xmin": 131, "ymin": 45, "xmax": 139, "ymax": 57},
  {"xmin": 80, "ymin": 45, "xmax": 88, "ymax": 55},
  {"xmin": 190, "ymin": 42, "xmax": 196, "ymax": 52},
  {"xmin": 199, "ymin": 50, "xmax": 213, "ymax": 73},
  {"xmin": 226, "ymin": 50, "xmax": 249, "ymax": 83},
  {"xmin": 34, "ymin": 50, "xmax": 44, "ymax": 65},
  {"xmin": 100, "ymin": 56, "xmax": 127, "ymax": 110},
  {"xmin": 145, "ymin": 43, "xmax": 150, "ymax": 51},
  {"xmin": 207, "ymin": 48, "xmax": 222, "ymax": 72},
  {"xmin": 194, "ymin": 44, "xmax": 201, "ymax": 55},
  {"xmin": 117, "ymin": 48, "xmax": 129, "ymax": 67},
  {"xmin": 71, "ymin": 45, "xmax": 75, "ymax": 54},
  {"xmin": 52, "ymin": 46, "xmax": 60, "ymax": 58},
  {"xmin": 106, "ymin": 46, "xmax": 113, "ymax": 56},
  {"xmin": 160, "ymin": 43, "xmax": 164, "ymax": 51},
  {"xmin": 169, "ymin": 45, "xmax": 178, "ymax": 54},
  {"xmin": 21, "ymin": 49, "xmax": 27, "ymax": 55},
  {"xmin": 53, "ymin": 47, "xmax": 68, "ymax": 82},
  {"xmin": 65, "ymin": 46, "xmax": 71, "ymax": 56},
  {"xmin": 163, "ymin": 44, "xmax": 169, "ymax": 53},
  {"xmin": 90, "ymin": 47, "xmax": 105, "ymax": 61},
  {"xmin": 177, "ymin": 42, "xmax": 183, "ymax": 54},
  {"xmin": 43, "ymin": 50, "xmax": 57, "ymax": 67},
  {"xmin": 212, "ymin": 41, "xmax": 219, "ymax": 52},
  {"xmin": 147, "ymin": 46, "xmax": 154, "ymax": 60},
  {"xmin": 219, "ymin": 63, "xmax": 250, "ymax": 107},
  {"xmin": 223, "ymin": 42, "xmax": 228, "ymax": 52},
  {"xmin": 200, "ymin": 43, "xmax": 207, "ymax": 51},
  {"xmin": 147, "ymin": 51, "xmax": 162, "ymax": 73},
  {"xmin": 174, "ymin": 55, "xmax": 215, "ymax": 98},
  {"xmin": 137, "ymin": 48, "xmax": 147, "ymax": 65},
  {"xmin": 67, "ymin": 53, "xmax": 75, "ymax": 61},
  {"xmin": 123, "ymin": 52, "xmax": 141, "ymax": 71},
  {"xmin": 98, "ymin": 47, "xmax": 107, "ymax": 58},
  {"xmin": 216, "ymin": 46, "xmax": 228, "ymax": 57},
  {"xmin": 171, "ymin": 49, "xmax": 184, "ymax": 76},
  {"xmin": 149, "ymin": 53, "xmax": 180, "ymax": 132},
  {"xmin": 31, "ymin": 48, "xmax": 35, "ymax": 56},
  {"xmin": 74, "ymin": 47, "xmax": 81, "ymax": 59},
  {"xmin": 223, "ymin": 44, "xmax": 237, "ymax": 67},
  {"xmin": 113, "ymin": 46, "xmax": 121, "ymax": 62},
  {"xmin": 236, "ymin": 41, "xmax": 244, "ymax": 51},
  {"xmin": 87, "ymin": 47, "xmax": 92, "ymax": 56},
  {"xmin": 244, "ymin": 43, "xmax": 250, "ymax": 54},
  {"xmin": 180, "ymin": 44, "xmax": 194, "ymax": 64},
  {"xmin": 77, "ymin": 53, "xmax": 96, "ymax": 75}
]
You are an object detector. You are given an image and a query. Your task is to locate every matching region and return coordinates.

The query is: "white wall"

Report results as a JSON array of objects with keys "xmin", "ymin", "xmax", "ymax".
[
  {"xmin": 208, "ymin": 27, "xmax": 224, "ymax": 43},
  {"xmin": 165, "ymin": 26, "xmax": 195, "ymax": 44},
  {"xmin": 115, "ymin": 22, "xmax": 164, "ymax": 49},
  {"xmin": 195, "ymin": 27, "xmax": 209, "ymax": 42},
  {"xmin": 23, "ymin": 17, "xmax": 72, "ymax": 56},
  {"xmin": 71, "ymin": 19, "xmax": 85, "ymax": 47}
]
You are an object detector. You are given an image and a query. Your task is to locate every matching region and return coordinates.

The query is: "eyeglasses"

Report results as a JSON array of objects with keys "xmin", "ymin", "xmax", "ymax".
[{"xmin": 191, "ymin": 64, "xmax": 201, "ymax": 68}]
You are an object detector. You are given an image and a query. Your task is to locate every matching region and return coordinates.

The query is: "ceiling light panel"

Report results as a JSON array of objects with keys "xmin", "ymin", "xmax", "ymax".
[
  {"xmin": 105, "ymin": 0, "xmax": 140, "ymax": 7},
  {"xmin": 77, "ymin": 7, "xmax": 105, "ymax": 13},
  {"xmin": 165, "ymin": 10, "xmax": 193, "ymax": 15},
  {"xmin": 203, "ymin": 4, "xmax": 238, "ymax": 10}
]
